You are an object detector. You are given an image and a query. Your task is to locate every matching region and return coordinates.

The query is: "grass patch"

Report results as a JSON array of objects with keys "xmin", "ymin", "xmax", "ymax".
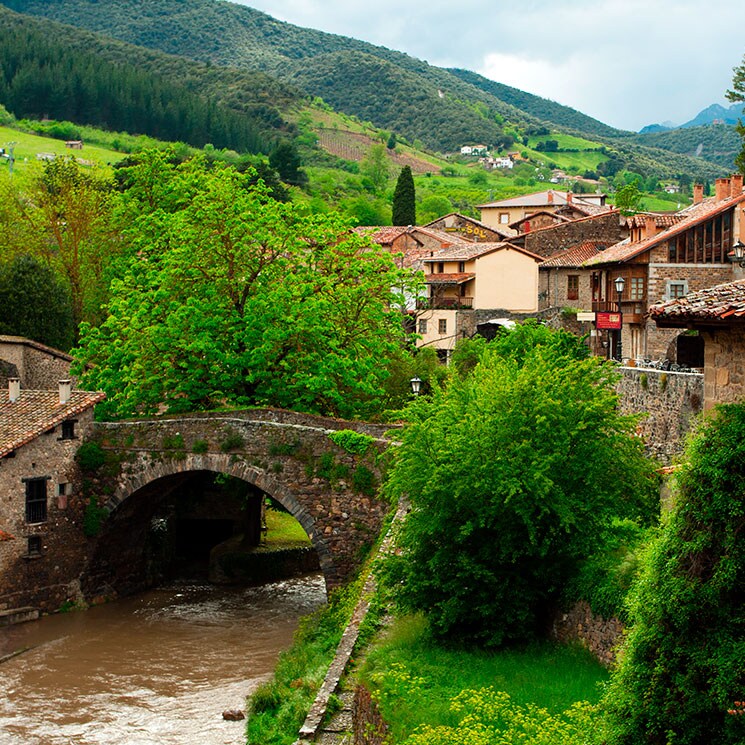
[
  {"xmin": 359, "ymin": 615, "xmax": 609, "ymax": 743},
  {"xmin": 264, "ymin": 508, "xmax": 311, "ymax": 549}
]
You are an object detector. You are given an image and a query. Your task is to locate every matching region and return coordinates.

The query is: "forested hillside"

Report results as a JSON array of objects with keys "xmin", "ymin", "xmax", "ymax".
[
  {"xmin": 629, "ymin": 124, "xmax": 741, "ymax": 168},
  {"xmin": 0, "ymin": 5, "xmax": 297, "ymax": 152},
  {"xmin": 0, "ymin": 0, "xmax": 730, "ymax": 178}
]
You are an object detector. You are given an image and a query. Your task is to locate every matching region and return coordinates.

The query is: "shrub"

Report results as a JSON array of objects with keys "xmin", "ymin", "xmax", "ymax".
[
  {"xmin": 219, "ymin": 428, "xmax": 244, "ymax": 452},
  {"xmin": 328, "ymin": 429, "xmax": 375, "ymax": 455},
  {"xmin": 191, "ymin": 439, "xmax": 209, "ymax": 454},
  {"xmin": 603, "ymin": 403, "xmax": 745, "ymax": 744},
  {"xmin": 76, "ymin": 441, "xmax": 106, "ymax": 471},
  {"xmin": 83, "ymin": 496, "xmax": 107, "ymax": 537},
  {"xmin": 352, "ymin": 464, "xmax": 377, "ymax": 496}
]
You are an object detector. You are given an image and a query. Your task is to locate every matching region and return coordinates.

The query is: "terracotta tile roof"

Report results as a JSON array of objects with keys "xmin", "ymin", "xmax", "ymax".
[
  {"xmin": 423, "ymin": 241, "xmax": 544, "ymax": 263},
  {"xmin": 425, "ymin": 273, "xmax": 475, "ymax": 285},
  {"xmin": 540, "ymin": 240, "xmax": 608, "ymax": 268},
  {"xmin": 0, "ymin": 389, "xmax": 105, "ymax": 458},
  {"xmin": 0, "ymin": 336, "xmax": 73, "ymax": 362},
  {"xmin": 478, "ymin": 190, "xmax": 609, "ymax": 213},
  {"xmin": 353, "ymin": 226, "xmax": 417, "ymax": 244},
  {"xmin": 510, "ymin": 210, "xmax": 572, "ymax": 228},
  {"xmin": 0, "ymin": 528, "xmax": 14, "ymax": 541},
  {"xmin": 584, "ymin": 192, "xmax": 745, "ymax": 267},
  {"xmin": 624, "ymin": 213, "xmax": 686, "ymax": 229},
  {"xmin": 649, "ymin": 279, "xmax": 745, "ymax": 325},
  {"xmin": 410, "ymin": 226, "xmax": 459, "ymax": 245}
]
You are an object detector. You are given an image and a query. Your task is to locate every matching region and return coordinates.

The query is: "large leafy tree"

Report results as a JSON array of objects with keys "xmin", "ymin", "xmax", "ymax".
[
  {"xmin": 392, "ymin": 165, "xmax": 416, "ymax": 226},
  {"xmin": 603, "ymin": 404, "xmax": 745, "ymax": 745},
  {"xmin": 74, "ymin": 152, "xmax": 420, "ymax": 420},
  {"xmin": 384, "ymin": 322, "xmax": 657, "ymax": 647}
]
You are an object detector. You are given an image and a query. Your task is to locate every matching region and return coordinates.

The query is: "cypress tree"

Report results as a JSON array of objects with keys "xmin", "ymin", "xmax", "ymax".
[{"xmin": 392, "ymin": 165, "xmax": 416, "ymax": 226}]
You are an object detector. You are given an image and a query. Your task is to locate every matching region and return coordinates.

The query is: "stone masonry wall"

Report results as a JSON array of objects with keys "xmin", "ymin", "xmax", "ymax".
[
  {"xmin": 701, "ymin": 327, "xmax": 745, "ymax": 409},
  {"xmin": 551, "ymin": 601, "xmax": 624, "ymax": 668},
  {"xmin": 616, "ymin": 367, "xmax": 704, "ymax": 464},
  {"xmin": 522, "ymin": 212, "xmax": 625, "ymax": 259},
  {"xmin": 0, "ymin": 340, "xmax": 74, "ymax": 390},
  {"xmin": 353, "ymin": 685, "xmax": 389, "ymax": 745},
  {"xmin": 0, "ymin": 409, "xmax": 95, "ymax": 612}
]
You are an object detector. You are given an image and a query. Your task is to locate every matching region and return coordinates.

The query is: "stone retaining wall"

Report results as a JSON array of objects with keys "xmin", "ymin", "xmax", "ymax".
[
  {"xmin": 551, "ymin": 601, "xmax": 624, "ymax": 668},
  {"xmin": 616, "ymin": 367, "xmax": 704, "ymax": 464},
  {"xmin": 353, "ymin": 685, "xmax": 389, "ymax": 745}
]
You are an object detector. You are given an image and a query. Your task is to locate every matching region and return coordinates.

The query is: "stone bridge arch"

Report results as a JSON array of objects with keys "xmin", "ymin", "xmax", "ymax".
[
  {"xmin": 88, "ymin": 410, "xmax": 394, "ymax": 592},
  {"xmin": 107, "ymin": 452, "xmax": 336, "ymax": 583}
]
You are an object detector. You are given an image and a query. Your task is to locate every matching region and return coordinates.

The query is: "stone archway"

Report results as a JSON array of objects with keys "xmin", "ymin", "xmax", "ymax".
[{"xmin": 105, "ymin": 452, "xmax": 334, "ymax": 584}]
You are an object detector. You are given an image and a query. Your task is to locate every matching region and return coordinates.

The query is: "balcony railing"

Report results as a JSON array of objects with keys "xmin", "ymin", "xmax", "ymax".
[
  {"xmin": 591, "ymin": 300, "xmax": 645, "ymax": 324},
  {"xmin": 417, "ymin": 297, "xmax": 474, "ymax": 310}
]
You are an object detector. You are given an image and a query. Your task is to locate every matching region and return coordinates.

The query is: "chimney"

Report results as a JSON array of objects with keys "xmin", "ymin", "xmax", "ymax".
[
  {"xmin": 547, "ymin": 190, "xmax": 554, "ymax": 204},
  {"xmin": 693, "ymin": 184, "xmax": 704, "ymax": 204},
  {"xmin": 715, "ymin": 177, "xmax": 731, "ymax": 202},
  {"xmin": 644, "ymin": 214, "xmax": 657, "ymax": 239},
  {"xmin": 8, "ymin": 377, "xmax": 20, "ymax": 402},
  {"xmin": 567, "ymin": 192, "xmax": 573, "ymax": 203},
  {"xmin": 731, "ymin": 173, "xmax": 744, "ymax": 197},
  {"xmin": 59, "ymin": 379, "xmax": 72, "ymax": 405}
]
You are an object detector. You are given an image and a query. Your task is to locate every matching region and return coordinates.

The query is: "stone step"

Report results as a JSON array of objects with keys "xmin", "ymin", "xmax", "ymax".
[{"xmin": 0, "ymin": 607, "xmax": 39, "ymax": 627}]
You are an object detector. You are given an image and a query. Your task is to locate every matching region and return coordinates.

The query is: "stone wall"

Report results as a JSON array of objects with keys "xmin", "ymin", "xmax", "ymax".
[
  {"xmin": 522, "ymin": 212, "xmax": 625, "ymax": 259},
  {"xmin": 353, "ymin": 685, "xmax": 389, "ymax": 745},
  {"xmin": 0, "ymin": 409, "xmax": 95, "ymax": 612},
  {"xmin": 551, "ymin": 601, "xmax": 624, "ymax": 668},
  {"xmin": 701, "ymin": 327, "xmax": 745, "ymax": 409},
  {"xmin": 0, "ymin": 339, "xmax": 74, "ymax": 390},
  {"xmin": 616, "ymin": 367, "xmax": 704, "ymax": 464}
]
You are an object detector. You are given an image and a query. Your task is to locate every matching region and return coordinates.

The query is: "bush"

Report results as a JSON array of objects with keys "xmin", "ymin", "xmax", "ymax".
[
  {"xmin": 384, "ymin": 323, "xmax": 657, "ymax": 647},
  {"xmin": 76, "ymin": 441, "xmax": 106, "ymax": 471},
  {"xmin": 219, "ymin": 428, "xmax": 244, "ymax": 452},
  {"xmin": 328, "ymin": 429, "xmax": 375, "ymax": 455},
  {"xmin": 603, "ymin": 403, "xmax": 745, "ymax": 745},
  {"xmin": 83, "ymin": 496, "xmax": 107, "ymax": 537},
  {"xmin": 191, "ymin": 439, "xmax": 209, "ymax": 454}
]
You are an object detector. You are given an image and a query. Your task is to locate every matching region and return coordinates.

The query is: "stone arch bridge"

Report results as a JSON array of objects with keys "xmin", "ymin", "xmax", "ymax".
[{"xmin": 88, "ymin": 409, "xmax": 396, "ymax": 592}]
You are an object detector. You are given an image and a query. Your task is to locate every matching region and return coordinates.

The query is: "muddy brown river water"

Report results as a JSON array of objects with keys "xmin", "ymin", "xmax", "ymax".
[{"xmin": 0, "ymin": 574, "xmax": 327, "ymax": 744}]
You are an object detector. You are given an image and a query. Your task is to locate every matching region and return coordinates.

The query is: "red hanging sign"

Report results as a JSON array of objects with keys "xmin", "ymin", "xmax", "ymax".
[{"xmin": 596, "ymin": 312, "xmax": 622, "ymax": 330}]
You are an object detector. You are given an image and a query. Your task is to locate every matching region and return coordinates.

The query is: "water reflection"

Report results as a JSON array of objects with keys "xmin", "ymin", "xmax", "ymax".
[{"xmin": 0, "ymin": 574, "xmax": 326, "ymax": 744}]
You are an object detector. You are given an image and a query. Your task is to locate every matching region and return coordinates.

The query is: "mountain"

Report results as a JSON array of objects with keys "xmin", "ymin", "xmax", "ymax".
[
  {"xmin": 0, "ymin": 0, "xmax": 731, "ymax": 178},
  {"xmin": 640, "ymin": 103, "xmax": 745, "ymax": 134}
]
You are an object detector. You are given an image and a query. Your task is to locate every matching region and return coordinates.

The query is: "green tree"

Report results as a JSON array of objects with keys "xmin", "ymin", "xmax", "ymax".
[
  {"xmin": 74, "ymin": 154, "xmax": 420, "ymax": 420},
  {"xmin": 0, "ymin": 254, "xmax": 74, "ymax": 350},
  {"xmin": 386, "ymin": 132, "xmax": 397, "ymax": 150},
  {"xmin": 392, "ymin": 166, "xmax": 416, "ymax": 226},
  {"xmin": 615, "ymin": 181, "xmax": 642, "ymax": 215},
  {"xmin": 269, "ymin": 141, "xmax": 307, "ymax": 186},
  {"xmin": 360, "ymin": 144, "xmax": 390, "ymax": 194},
  {"xmin": 603, "ymin": 403, "xmax": 745, "ymax": 745},
  {"xmin": 384, "ymin": 322, "xmax": 657, "ymax": 647},
  {"xmin": 727, "ymin": 55, "xmax": 745, "ymax": 174}
]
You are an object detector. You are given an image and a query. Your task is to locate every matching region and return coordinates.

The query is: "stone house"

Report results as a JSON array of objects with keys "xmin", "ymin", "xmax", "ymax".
[
  {"xmin": 417, "ymin": 241, "xmax": 543, "ymax": 359},
  {"xmin": 0, "ymin": 335, "xmax": 75, "ymax": 390},
  {"xmin": 584, "ymin": 176, "xmax": 745, "ymax": 362},
  {"xmin": 539, "ymin": 240, "xmax": 608, "ymax": 310},
  {"xmin": 0, "ymin": 378, "xmax": 104, "ymax": 614},
  {"xmin": 649, "ymin": 278, "xmax": 745, "ymax": 409}
]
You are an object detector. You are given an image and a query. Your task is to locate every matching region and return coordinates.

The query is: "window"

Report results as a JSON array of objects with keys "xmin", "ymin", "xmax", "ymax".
[
  {"xmin": 418, "ymin": 318, "xmax": 428, "ymax": 334},
  {"xmin": 27, "ymin": 536, "xmax": 42, "ymax": 556},
  {"xmin": 567, "ymin": 275, "xmax": 579, "ymax": 301},
  {"xmin": 57, "ymin": 482, "xmax": 70, "ymax": 497},
  {"xmin": 60, "ymin": 420, "xmax": 76, "ymax": 440},
  {"xmin": 499, "ymin": 213, "xmax": 510, "ymax": 224},
  {"xmin": 458, "ymin": 261, "xmax": 466, "ymax": 273},
  {"xmin": 630, "ymin": 277, "xmax": 645, "ymax": 301},
  {"xmin": 667, "ymin": 280, "xmax": 688, "ymax": 300},
  {"xmin": 25, "ymin": 478, "xmax": 48, "ymax": 523},
  {"xmin": 438, "ymin": 318, "xmax": 447, "ymax": 334},
  {"xmin": 437, "ymin": 262, "xmax": 444, "ymax": 273}
]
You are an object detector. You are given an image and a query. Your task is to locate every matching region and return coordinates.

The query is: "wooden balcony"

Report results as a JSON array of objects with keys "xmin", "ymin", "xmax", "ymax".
[
  {"xmin": 417, "ymin": 297, "xmax": 474, "ymax": 310},
  {"xmin": 592, "ymin": 300, "xmax": 644, "ymax": 325}
]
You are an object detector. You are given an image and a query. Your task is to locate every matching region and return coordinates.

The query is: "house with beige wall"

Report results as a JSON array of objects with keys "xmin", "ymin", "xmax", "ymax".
[{"xmin": 416, "ymin": 241, "xmax": 542, "ymax": 358}]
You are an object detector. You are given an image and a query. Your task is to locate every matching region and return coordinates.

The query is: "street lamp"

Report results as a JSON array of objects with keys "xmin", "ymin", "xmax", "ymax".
[
  {"xmin": 614, "ymin": 276, "xmax": 625, "ymax": 363},
  {"xmin": 410, "ymin": 376, "xmax": 422, "ymax": 396},
  {"xmin": 731, "ymin": 240, "xmax": 745, "ymax": 267}
]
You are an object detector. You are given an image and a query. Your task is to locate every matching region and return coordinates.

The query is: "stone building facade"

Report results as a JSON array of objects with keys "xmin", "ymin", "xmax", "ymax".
[
  {"xmin": 0, "ymin": 336, "xmax": 74, "ymax": 390},
  {"xmin": 0, "ymin": 380, "xmax": 104, "ymax": 613}
]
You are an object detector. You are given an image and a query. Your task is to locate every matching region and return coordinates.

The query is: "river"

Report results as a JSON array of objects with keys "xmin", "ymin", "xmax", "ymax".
[{"xmin": 0, "ymin": 574, "xmax": 327, "ymax": 745}]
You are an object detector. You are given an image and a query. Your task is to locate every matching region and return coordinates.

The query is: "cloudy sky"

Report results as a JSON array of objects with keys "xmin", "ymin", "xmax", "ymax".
[{"xmin": 236, "ymin": 0, "xmax": 745, "ymax": 132}]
